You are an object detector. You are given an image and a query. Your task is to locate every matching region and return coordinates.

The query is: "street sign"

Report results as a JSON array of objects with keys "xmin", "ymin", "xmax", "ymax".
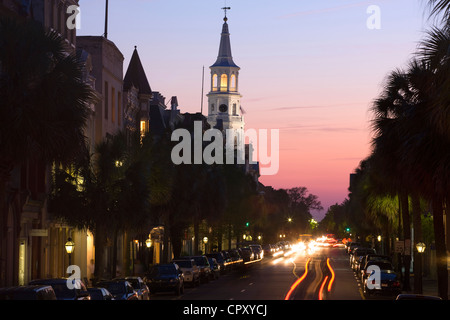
[{"xmin": 395, "ymin": 240, "xmax": 404, "ymax": 254}]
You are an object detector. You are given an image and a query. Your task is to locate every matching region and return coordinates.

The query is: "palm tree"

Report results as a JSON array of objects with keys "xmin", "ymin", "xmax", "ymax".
[{"xmin": 0, "ymin": 16, "xmax": 95, "ymax": 284}]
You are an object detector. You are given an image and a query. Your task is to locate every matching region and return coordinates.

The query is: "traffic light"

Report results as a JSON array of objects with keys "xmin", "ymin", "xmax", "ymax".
[
  {"xmin": 345, "ymin": 227, "xmax": 351, "ymax": 232},
  {"xmin": 245, "ymin": 222, "xmax": 250, "ymax": 227}
]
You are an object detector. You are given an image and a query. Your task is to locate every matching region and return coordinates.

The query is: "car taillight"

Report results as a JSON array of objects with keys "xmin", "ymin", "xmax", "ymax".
[{"xmin": 392, "ymin": 281, "xmax": 400, "ymax": 287}]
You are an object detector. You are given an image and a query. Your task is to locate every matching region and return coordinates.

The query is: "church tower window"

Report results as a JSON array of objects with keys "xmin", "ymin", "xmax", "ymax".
[
  {"xmin": 230, "ymin": 74, "xmax": 236, "ymax": 91},
  {"xmin": 220, "ymin": 74, "xmax": 228, "ymax": 91},
  {"xmin": 212, "ymin": 74, "xmax": 218, "ymax": 92}
]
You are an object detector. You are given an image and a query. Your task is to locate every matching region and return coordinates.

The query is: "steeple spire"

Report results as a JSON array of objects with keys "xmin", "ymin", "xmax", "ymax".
[{"xmin": 211, "ymin": 8, "xmax": 239, "ymax": 69}]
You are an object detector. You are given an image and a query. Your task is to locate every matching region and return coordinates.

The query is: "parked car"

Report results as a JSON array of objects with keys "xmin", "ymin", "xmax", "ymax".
[
  {"xmin": 0, "ymin": 285, "xmax": 57, "ymax": 300},
  {"xmin": 172, "ymin": 259, "xmax": 200, "ymax": 287},
  {"xmin": 206, "ymin": 252, "xmax": 228, "ymax": 274},
  {"xmin": 29, "ymin": 278, "xmax": 90, "ymax": 300},
  {"xmin": 226, "ymin": 249, "xmax": 243, "ymax": 269},
  {"xmin": 114, "ymin": 276, "xmax": 149, "ymax": 300},
  {"xmin": 249, "ymin": 244, "xmax": 263, "ymax": 260},
  {"xmin": 347, "ymin": 242, "xmax": 361, "ymax": 255},
  {"xmin": 207, "ymin": 257, "xmax": 220, "ymax": 280},
  {"xmin": 97, "ymin": 279, "xmax": 139, "ymax": 300},
  {"xmin": 363, "ymin": 266, "xmax": 401, "ymax": 296},
  {"xmin": 359, "ymin": 255, "xmax": 391, "ymax": 278},
  {"xmin": 87, "ymin": 287, "xmax": 114, "ymax": 300},
  {"xmin": 180, "ymin": 256, "xmax": 211, "ymax": 283},
  {"xmin": 360, "ymin": 260, "xmax": 395, "ymax": 283},
  {"xmin": 145, "ymin": 263, "xmax": 184, "ymax": 295},
  {"xmin": 351, "ymin": 248, "xmax": 376, "ymax": 270},
  {"xmin": 239, "ymin": 247, "xmax": 254, "ymax": 263},
  {"xmin": 262, "ymin": 244, "xmax": 276, "ymax": 257}
]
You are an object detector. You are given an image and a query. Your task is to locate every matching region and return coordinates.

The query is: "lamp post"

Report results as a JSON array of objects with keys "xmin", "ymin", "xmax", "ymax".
[
  {"xmin": 203, "ymin": 237, "xmax": 208, "ymax": 254},
  {"xmin": 415, "ymin": 242, "xmax": 426, "ymax": 294},
  {"xmin": 65, "ymin": 238, "xmax": 75, "ymax": 266}
]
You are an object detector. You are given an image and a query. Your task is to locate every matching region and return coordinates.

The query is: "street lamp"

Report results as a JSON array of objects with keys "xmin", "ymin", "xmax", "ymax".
[
  {"xmin": 65, "ymin": 238, "xmax": 75, "ymax": 266},
  {"xmin": 203, "ymin": 237, "xmax": 208, "ymax": 254},
  {"xmin": 145, "ymin": 238, "xmax": 152, "ymax": 248},
  {"xmin": 416, "ymin": 242, "xmax": 426, "ymax": 253}
]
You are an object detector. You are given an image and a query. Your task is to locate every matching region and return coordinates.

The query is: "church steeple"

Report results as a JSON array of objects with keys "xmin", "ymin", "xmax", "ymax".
[
  {"xmin": 211, "ymin": 16, "xmax": 239, "ymax": 69},
  {"xmin": 207, "ymin": 10, "xmax": 245, "ymax": 132}
]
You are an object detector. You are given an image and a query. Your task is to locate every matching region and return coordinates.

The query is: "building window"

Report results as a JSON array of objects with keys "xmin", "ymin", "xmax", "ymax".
[
  {"xmin": 212, "ymin": 74, "xmax": 218, "ymax": 91},
  {"xmin": 220, "ymin": 74, "xmax": 228, "ymax": 92},
  {"xmin": 104, "ymin": 81, "xmax": 109, "ymax": 119},
  {"xmin": 111, "ymin": 87, "xmax": 116, "ymax": 123},
  {"xmin": 211, "ymin": 104, "xmax": 215, "ymax": 112},
  {"xmin": 233, "ymin": 104, "xmax": 237, "ymax": 115},
  {"xmin": 118, "ymin": 91, "xmax": 122, "ymax": 126},
  {"xmin": 230, "ymin": 74, "xmax": 236, "ymax": 91}
]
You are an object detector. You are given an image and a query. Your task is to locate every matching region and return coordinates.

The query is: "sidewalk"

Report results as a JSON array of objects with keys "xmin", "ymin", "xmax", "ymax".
[{"xmin": 405, "ymin": 273, "xmax": 450, "ymax": 299}]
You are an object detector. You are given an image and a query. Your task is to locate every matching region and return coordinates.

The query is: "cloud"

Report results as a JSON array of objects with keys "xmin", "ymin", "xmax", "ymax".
[
  {"xmin": 269, "ymin": 102, "xmax": 367, "ymax": 111},
  {"xmin": 278, "ymin": 0, "xmax": 381, "ymax": 19}
]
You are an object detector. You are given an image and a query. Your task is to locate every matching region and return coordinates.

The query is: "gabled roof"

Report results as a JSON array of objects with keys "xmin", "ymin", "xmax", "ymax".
[
  {"xmin": 123, "ymin": 46, "xmax": 152, "ymax": 95},
  {"xmin": 210, "ymin": 18, "xmax": 240, "ymax": 69}
]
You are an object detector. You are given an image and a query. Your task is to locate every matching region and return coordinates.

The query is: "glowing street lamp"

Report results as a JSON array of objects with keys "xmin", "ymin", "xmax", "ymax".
[
  {"xmin": 65, "ymin": 238, "xmax": 75, "ymax": 265},
  {"xmin": 416, "ymin": 242, "xmax": 426, "ymax": 253}
]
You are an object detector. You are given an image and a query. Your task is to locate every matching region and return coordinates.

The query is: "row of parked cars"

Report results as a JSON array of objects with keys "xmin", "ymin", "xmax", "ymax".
[
  {"xmin": 347, "ymin": 242, "xmax": 402, "ymax": 297},
  {"xmin": 0, "ymin": 245, "xmax": 267, "ymax": 300},
  {"xmin": 346, "ymin": 242, "xmax": 442, "ymax": 300}
]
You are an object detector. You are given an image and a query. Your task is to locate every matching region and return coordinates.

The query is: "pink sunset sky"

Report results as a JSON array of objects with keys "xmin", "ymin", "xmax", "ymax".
[{"xmin": 78, "ymin": 0, "xmax": 435, "ymax": 220}]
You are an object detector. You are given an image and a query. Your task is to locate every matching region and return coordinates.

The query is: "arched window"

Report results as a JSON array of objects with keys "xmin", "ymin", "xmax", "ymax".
[
  {"xmin": 212, "ymin": 74, "xmax": 218, "ymax": 91},
  {"xmin": 220, "ymin": 74, "xmax": 228, "ymax": 91},
  {"xmin": 230, "ymin": 74, "xmax": 236, "ymax": 91}
]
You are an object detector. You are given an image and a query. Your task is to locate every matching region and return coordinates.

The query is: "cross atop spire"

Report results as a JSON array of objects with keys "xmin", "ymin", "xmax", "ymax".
[{"xmin": 222, "ymin": 6, "xmax": 231, "ymax": 21}]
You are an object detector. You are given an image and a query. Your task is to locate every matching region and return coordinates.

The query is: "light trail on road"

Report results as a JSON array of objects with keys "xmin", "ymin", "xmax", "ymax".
[{"xmin": 284, "ymin": 257, "xmax": 311, "ymax": 300}]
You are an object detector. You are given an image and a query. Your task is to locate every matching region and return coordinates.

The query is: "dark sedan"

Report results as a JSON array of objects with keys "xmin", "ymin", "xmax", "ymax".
[
  {"xmin": 28, "ymin": 278, "xmax": 90, "ymax": 300},
  {"xmin": 97, "ymin": 279, "xmax": 139, "ymax": 300},
  {"xmin": 145, "ymin": 264, "xmax": 184, "ymax": 296}
]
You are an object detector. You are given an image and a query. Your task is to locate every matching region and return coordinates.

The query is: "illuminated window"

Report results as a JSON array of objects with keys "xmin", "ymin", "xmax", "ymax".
[
  {"xmin": 212, "ymin": 74, "xmax": 218, "ymax": 91},
  {"xmin": 140, "ymin": 121, "xmax": 147, "ymax": 137},
  {"xmin": 220, "ymin": 74, "xmax": 228, "ymax": 91},
  {"xmin": 230, "ymin": 74, "xmax": 236, "ymax": 91}
]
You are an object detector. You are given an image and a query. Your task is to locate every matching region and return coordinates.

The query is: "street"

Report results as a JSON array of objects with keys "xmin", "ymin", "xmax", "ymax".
[{"xmin": 150, "ymin": 246, "xmax": 370, "ymax": 301}]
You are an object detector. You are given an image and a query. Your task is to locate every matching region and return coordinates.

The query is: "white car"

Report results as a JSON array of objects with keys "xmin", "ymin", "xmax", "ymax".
[{"xmin": 172, "ymin": 259, "xmax": 200, "ymax": 287}]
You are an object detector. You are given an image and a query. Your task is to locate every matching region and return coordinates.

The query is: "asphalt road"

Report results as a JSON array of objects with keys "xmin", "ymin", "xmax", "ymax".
[{"xmin": 150, "ymin": 245, "xmax": 370, "ymax": 301}]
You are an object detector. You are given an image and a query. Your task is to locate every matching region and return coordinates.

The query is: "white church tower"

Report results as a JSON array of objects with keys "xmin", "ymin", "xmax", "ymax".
[{"xmin": 207, "ymin": 9, "xmax": 245, "ymax": 132}]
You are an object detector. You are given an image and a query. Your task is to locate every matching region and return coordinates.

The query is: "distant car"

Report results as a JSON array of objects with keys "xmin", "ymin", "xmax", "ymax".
[
  {"xmin": 29, "ymin": 278, "xmax": 90, "ymax": 300},
  {"xmin": 333, "ymin": 241, "xmax": 346, "ymax": 248},
  {"xmin": 97, "ymin": 279, "xmax": 139, "ymax": 300},
  {"xmin": 347, "ymin": 242, "xmax": 361, "ymax": 255},
  {"xmin": 226, "ymin": 249, "xmax": 243, "ymax": 269},
  {"xmin": 206, "ymin": 252, "xmax": 228, "ymax": 274},
  {"xmin": 239, "ymin": 247, "xmax": 254, "ymax": 263},
  {"xmin": 351, "ymin": 248, "xmax": 376, "ymax": 270},
  {"xmin": 207, "ymin": 257, "xmax": 220, "ymax": 280},
  {"xmin": 172, "ymin": 259, "xmax": 200, "ymax": 287},
  {"xmin": 145, "ymin": 263, "xmax": 184, "ymax": 295},
  {"xmin": 0, "ymin": 285, "xmax": 57, "ymax": 300},
  {"xmin": 249, "ymin": 244, "xmax": 263, "ymax": 260},
  {"xmin": 114, "ymin": 277, "xmax": 149, "ymax": 300},
  {"xmin": 262, "ymin": 244, "xmax": 276, "ymax": 257},
  {"xmin": 87, "ymin": 287, "xmax": 114, "ymax": 300}
]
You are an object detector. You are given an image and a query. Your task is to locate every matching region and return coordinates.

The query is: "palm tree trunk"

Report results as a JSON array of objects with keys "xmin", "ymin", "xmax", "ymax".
[
  {"xmin": 432, "ymin": 196, "xmax": 448, "ymax": 299},
  {"xmin": 400, "ymin": 190, "xmax": 411, "ymax": 291},
  {"xmin": 412, "ymin": 194, "xmax": 423, "ymax": 294}
]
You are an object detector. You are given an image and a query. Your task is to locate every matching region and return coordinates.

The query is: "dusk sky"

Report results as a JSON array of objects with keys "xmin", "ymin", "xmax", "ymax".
[{"xmin": 78, "ymin": 0, "xmax": 435, "ymax": 220}]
